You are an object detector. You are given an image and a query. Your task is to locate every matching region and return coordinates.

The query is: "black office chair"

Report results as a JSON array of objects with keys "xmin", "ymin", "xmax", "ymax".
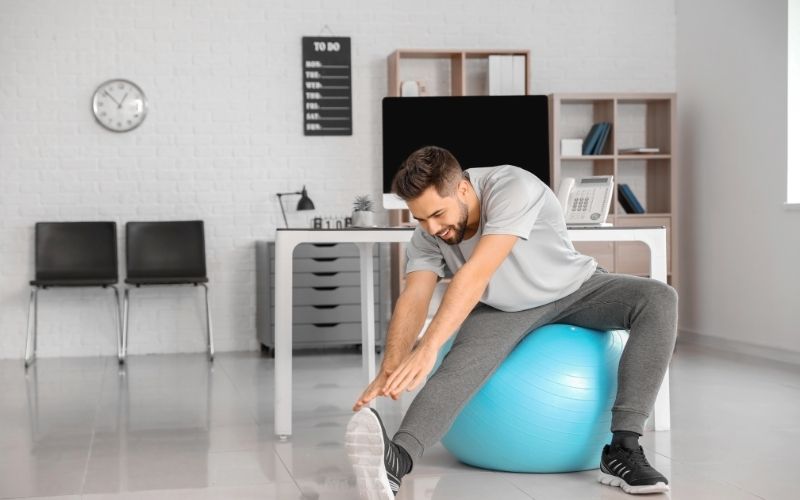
[
  {"xmin": 26, "ymin": 222, "xmax": 122, "ymax": 368},
  {"xmin": 122, "ymin": 221, "xmax": 214, "ymax": 362}
]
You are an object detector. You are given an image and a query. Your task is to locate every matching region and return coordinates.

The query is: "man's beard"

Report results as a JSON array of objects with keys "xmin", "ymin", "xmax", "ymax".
[{"xmin": 438, "ymin": 199, "xmax": 469, "ymax": 245}]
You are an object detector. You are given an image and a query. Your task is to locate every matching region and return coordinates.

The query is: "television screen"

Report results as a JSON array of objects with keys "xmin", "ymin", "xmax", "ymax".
[{"xmin": 382, "ymin": 95, "xmax": 551, "ymax": 205}]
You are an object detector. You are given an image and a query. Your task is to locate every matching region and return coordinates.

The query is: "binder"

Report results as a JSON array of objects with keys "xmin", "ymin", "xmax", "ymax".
[
  {"xmin": 582, "ymin": 123, "xmax": 604, "ymax": 155},
  {"xmin": 592, "ymin": 123, "xmax": 611, "ymax": 155},
  {"xmin": 489, "ymin": 55, "xmax": 501, "ymax": 95},
  {"xmin": 619, "ymin": 184, "xmax": 645, "ymax": 214},
  {"xmin": 617, "ymin": 184, "xmax": 636, "ymax": 213}
]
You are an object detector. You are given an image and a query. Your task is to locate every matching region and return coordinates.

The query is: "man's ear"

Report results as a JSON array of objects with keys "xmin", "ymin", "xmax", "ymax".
[{"xmin": 457, "ymin": 178, "xmax": 470, "ymax": 197}]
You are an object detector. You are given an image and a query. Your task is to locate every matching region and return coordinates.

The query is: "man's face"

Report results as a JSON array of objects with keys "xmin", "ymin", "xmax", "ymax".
[{"xmin": 407, "ymin": 184, "xmax": 470, "ymax": 245}]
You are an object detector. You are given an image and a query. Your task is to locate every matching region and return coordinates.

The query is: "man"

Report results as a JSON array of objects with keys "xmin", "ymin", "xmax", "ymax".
[{"xmin": 345, "ymin": 146, "xmax": 677, "ymax": 498}]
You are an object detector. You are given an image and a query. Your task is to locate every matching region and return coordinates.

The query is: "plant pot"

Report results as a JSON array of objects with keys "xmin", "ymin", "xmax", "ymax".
[{"xmin": 351, "ymin": 210, "xmax": 375, "ymax": 227}]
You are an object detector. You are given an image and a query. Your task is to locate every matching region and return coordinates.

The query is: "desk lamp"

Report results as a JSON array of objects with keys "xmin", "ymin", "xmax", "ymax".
[{"xmin": 277, "ymin": 186, "xmax": 315, "ymax": 228}]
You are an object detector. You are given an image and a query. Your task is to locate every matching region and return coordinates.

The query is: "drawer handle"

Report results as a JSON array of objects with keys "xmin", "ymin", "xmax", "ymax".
[
  {"xmin": 313, "ymin": 322, "xmax": 340, "ymax": 328},
  {"xmin": 312, "ymin": 243, "xmax": 337, "ymax": 248},
  {"xmin": 312, "ymin": 272, "xmax": 338, "ymax": 277},
  {"xmin": 312, "ymin": 257, "xmax": 338, "ymax": 262},
  {"xmin": 312, "ymin": 286, "xmax": 339, "ymax": 291},
  {"xmin": 312, "ymin": 305, "xmax": 339, "ymax": 309}
]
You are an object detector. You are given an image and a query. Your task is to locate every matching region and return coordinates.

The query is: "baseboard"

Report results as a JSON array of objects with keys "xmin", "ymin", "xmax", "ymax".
[{"xmin": 678, "ymin": 328, "xmax": 800, "ymax": 366}]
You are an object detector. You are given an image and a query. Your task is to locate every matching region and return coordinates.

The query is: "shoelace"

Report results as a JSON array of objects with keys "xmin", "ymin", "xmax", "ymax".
[{"xmin": 626, "ymin": 446, "xmax": 653, "ymax": 469}]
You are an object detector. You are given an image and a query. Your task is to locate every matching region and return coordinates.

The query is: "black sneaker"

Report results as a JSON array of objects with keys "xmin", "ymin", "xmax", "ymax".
[
  {"xmin": 599, "ymin": 444, "xmax": 670, "ymax": 494},
  {"xmin": 346, "ymin": 408, "xmax": 412, "ymax": 499}
]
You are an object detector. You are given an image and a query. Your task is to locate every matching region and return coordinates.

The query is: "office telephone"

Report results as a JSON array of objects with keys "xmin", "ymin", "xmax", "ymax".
[{"xmin": 556, "ymin": 175, "xmax": 614, "ymax": 226}]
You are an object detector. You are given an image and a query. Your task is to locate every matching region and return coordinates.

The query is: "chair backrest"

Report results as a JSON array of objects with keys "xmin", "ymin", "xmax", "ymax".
[
  {"xmin": 125, "ymin": 221, "xmax": 207, "ymax": 279},
  {"xmin": 35, "ymin": 222, "xmax": 118, "ymax": 281}
]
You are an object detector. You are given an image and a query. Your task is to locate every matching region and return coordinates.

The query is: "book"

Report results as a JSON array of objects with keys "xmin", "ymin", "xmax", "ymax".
[
  {"xmin": 489, "ymin": 55, "xmax": 514, "ymax": 95},
  {"xmin": 592, "ymin": 122, "xmax": 611, "ymax": 155},
  {"xmin": 582, "ymin": 123, "xmax": 605, "ymax": 155},
  {"xmin": 488, "ymin": 55, "xmax": 500, "ymax": 95},
  {"xmin": 617, "ymin": 184, "xmax": 636, "ymax": 213},
  {"xmin": 619, "ymin": 184, "xmax": 645, "ymax": 214}
]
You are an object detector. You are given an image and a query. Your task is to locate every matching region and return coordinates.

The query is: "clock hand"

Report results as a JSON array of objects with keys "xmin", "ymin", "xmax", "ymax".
[
  {"xmin": 103, "ymin": 90, "xmax": 120, "ymax": 106},
  {"xmin": 118, "ymin": 92, "xmax": 129, "ymax": 109}
]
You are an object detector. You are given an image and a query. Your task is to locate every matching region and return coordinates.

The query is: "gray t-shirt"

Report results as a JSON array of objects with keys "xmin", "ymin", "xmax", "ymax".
[{"xmin": 405, "ymin": 164, "xmax": 597, "ymax": 312}]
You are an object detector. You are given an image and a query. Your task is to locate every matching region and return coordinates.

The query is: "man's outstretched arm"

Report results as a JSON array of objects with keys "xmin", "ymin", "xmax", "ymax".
[
  {"xmin": 382, "ymin": 233, "xmax": 519, "ymax": 398},
  {"xmin": 352, "ymin": 269, "xmax": 438, "ymax": 410}
]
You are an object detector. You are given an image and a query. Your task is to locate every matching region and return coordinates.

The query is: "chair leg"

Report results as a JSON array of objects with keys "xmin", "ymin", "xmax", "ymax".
[
  {"xmin": 202, "ymin": 283, "xmax": 214, "ymax": 362},
  {"xmin": 24, "ymin": 287, "xmax": 39, "ymax": 369},
  {"xmin": 111, "ymin": 285, "xmax": 123, "ymax": 364},
  {"xmin": 122, "ymin": 287, "xmax": 130, "ymax": 362},
  {"xmin": 33, "ymin": 288, "xmax": 39, "ymax": 353}
]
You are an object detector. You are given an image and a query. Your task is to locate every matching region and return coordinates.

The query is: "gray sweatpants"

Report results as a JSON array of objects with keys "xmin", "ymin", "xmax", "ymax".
[{"xmin": 393, "ymin": 269, "xmax": 678, "ymax": 460}]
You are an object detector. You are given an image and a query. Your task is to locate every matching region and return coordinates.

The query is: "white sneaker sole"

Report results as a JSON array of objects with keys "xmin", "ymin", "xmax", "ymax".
[
  {"xmin": 598, "ymin": 471, "xmax": 670, "ymax": 494},
  {"xmin": 345, "ymin": 408, "xmax": 395, "ymax": 500}
]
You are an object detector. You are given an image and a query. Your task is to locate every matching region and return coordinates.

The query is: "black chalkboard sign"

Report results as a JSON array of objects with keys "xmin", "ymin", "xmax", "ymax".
[{"xmin": 302, "ymin": 37, "xmax": 352, "ymax": 136}]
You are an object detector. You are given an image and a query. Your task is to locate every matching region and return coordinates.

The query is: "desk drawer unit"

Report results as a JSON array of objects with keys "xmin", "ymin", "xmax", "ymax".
[{"xmin": 256, "ymin": 241, "xmax": 389, "ymax": 353}]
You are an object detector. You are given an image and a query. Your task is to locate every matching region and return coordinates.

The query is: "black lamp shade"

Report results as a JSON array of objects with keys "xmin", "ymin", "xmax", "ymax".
[{"xmin": 297, "ymin": 186, "xmax": 315, "ymax": 211}]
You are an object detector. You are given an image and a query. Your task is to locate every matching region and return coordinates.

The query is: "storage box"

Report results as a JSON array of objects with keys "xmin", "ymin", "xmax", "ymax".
[{"xmin": 561, "ymin": 138, "xmax": 583, "ymax": 156}]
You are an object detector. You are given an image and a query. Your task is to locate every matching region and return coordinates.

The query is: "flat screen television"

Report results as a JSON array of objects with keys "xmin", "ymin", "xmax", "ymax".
[{"xmin": 382, "ymin": 95, "xmax": 550, "ymax": 209}]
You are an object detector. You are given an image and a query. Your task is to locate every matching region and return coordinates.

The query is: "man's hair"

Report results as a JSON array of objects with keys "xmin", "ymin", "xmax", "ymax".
[{"xmin": 391, "ymin": 146, "xmax": 463, "ymax": 201}]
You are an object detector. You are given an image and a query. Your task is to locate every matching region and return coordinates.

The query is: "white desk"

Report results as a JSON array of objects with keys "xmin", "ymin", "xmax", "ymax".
[{"xmin": 273, "ymin": 226, "xmax": 670, "ymax": 438}]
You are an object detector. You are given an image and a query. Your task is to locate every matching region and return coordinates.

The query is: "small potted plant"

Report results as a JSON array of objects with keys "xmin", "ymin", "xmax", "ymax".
[{"xmin": 351, "ymin": 194, "xmax": 375, "ymax": 227}]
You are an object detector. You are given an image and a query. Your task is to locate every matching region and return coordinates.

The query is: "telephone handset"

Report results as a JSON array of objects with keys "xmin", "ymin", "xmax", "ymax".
[{"xmin": 557, "ymin": 175, "xmax": 614, "ymax": 226}]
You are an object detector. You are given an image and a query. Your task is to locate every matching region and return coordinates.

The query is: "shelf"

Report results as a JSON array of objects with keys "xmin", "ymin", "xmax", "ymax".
[
  {"xmin": 618, "ymin": 154, "xmax": 671, "ymax": 160},
  {"xmin": 626, "ymin": 273, "xmax": 674, "ymax": 278},
  {"xmin": 561, "ymin": 155, "xmax": 671, "ymax": 161},
  {"xmin": 614, "ymin": 213, "xmax": 672, "ymax": 219},
  {"xmin": 551, "ymin": 92, "xmax": 677, "ymax": 289},
  {"xmin": 562, "ymin": 155, "xmax": 615, "ymax": 161},
  {"xmin": 388, "ymin": 49, "xmax": 531, "ymax": 97},
  {"xmin": 561, "ymin": 154, "xmax": 672, "ymax": 161},
  {"xmin": 393, "ymin": 50, "xmax": 462, "ymax": 59},
  {"xmin": 393, "ymin": 49, "xmax": 529, "ymax": 58}
]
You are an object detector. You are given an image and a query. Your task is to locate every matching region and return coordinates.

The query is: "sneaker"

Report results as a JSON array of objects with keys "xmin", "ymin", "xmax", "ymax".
[
  {"xmin": 345, "ymin": 408, "xmax": 411, "ymax": 499},
  {"xmin": 598, "ymin": 444, "xmax": 670, "ymax": 494}
]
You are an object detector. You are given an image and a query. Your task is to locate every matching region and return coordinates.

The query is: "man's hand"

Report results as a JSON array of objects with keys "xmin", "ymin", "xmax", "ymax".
[
  {"xmin": 382, "ymin": 344, "xmax": 438, "ymax": 399},
  {"xmin": 353, "ymin": 369, "xmax": 394, "ymax": 411}
]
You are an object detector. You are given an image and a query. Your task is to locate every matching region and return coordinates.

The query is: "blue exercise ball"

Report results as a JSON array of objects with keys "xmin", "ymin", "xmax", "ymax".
[{"xmin": 434, "ymin": 324, "xmax": 627, "ymax": 473}]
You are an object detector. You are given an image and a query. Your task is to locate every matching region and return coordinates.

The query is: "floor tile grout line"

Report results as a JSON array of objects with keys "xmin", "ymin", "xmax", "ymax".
[
  {"xmin": 271, "ymin": 441, "xmax": 306, "ymax": 495},
  {"xmin": 505, "ymin": 474, "xmax": 541, "ymax": 500},
  {"xmin": 212, "ymin": 353, "xmax": 264, "ymax": 426},
  {"xmin": 78, "ymin": 356, "xmax": 110, "ymax": 495},
  {"xmin": 216, "ymin": 353, "xmax": 337, "ymax": 494}
]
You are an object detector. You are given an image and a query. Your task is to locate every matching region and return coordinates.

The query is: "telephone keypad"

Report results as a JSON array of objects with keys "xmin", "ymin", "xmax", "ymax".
[{"xmin": 571, "ymin": 190, "xmax": 591, "ymax": 213}]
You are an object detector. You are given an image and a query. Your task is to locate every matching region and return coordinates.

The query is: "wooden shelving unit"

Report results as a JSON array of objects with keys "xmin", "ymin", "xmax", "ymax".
[
  {"xmin": 551, "ymin": 93, "xmax": 678, "ymax": 288},
  {"xmin": 387, "ymin": 49, "xmax": 531, "ymax": 97},
  {"xmin": 386, "ymin": 49, "xmax": 531, "ymax": 305}
]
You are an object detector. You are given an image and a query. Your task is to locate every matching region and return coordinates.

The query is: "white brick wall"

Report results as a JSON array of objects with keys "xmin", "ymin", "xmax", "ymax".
[{"xmin": 0, "ymin": 0, "xmax": 676, "ymax": 359}]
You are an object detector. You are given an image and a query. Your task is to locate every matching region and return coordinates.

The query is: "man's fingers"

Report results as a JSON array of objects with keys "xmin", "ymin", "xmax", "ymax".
[
  {"xmin": 383, "ymin": 367, "xmax": 403, "ymax": 392},
  {"xmin": 383, "ymin": 365, "xmax": 408, "ymax": 394},
  {"xmin": 352, "ymin": 395, "xmax": 371, "ymax": 411},
  {"xmin": 353, "ymin": 384, "xmax": 380, "ymax": 411},
  {"xmin": 385, "ymin": 368, "xmax": 409, "ymax": 395},
  {"xmin": 361, "ymin": 388, "xmax": 377, "ymax": 404},
  {"xmin": 389, "ymin": 369, "xmax": 417, "ymax": 397}
]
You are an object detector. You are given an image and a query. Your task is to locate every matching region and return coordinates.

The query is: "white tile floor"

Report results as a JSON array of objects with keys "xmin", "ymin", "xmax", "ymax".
[{"xmin": 1, "ymin": 342, "xmax": 798, "ymax": 499}]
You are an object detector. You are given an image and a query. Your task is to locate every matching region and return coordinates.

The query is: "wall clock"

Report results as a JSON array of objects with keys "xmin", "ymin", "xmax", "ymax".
[{"xmin": 91, "ymin": 79, "xmax": 148, "ymax": 132}]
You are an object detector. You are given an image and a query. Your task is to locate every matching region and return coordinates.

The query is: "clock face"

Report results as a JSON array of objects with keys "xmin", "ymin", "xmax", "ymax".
[{"xmin": 92, "ymin": 79, "xmax": 147, "ymax": 132}]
